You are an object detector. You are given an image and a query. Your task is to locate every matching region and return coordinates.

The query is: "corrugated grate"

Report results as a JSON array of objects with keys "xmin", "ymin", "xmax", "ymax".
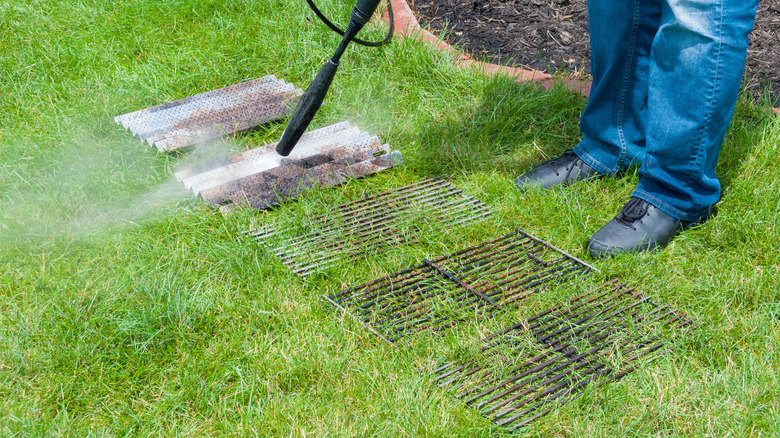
[
  {"xmin": 325, "ymin": 228, "xmax": 595, "ymax": 343},
  {"xmin": 434, "ymin": 280, "xmax": 692, "ymax": 430},
  {"xmin": 173, "ymin": 121, "xmax": 403, "ymax": 212},
  {"xmin": 115, "ymin": 75, "xmax": 302, "ymax": 151},
  {"xmin": 249, "ymin": 178, "xmax": 492, "ymax": 276}
]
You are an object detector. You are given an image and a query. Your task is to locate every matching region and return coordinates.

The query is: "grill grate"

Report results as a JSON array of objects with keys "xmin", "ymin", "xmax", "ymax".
[
  {"xmin": 173, "ymin": 121, "xmax": 403, "ymax": 212},
  {"xmin": 249, "ymin": 178, "xmax": 492, "ymax": 276},
  {"xmin": 325, "ymin": 228, "xmax": 595, "ymax": 343},
  {"xmin": 434, "ymin": 280, "xmax": 693, "ymax": 430},
  {"xmin": 115, "ymin": 75, "xmax": 302, "ymax": 152}
]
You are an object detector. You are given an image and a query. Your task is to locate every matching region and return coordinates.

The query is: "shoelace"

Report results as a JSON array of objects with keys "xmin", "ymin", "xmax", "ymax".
[
  {"xmin": 615, "ymin": 197, "xmax": 649, "ymax": 229},
  {"xmin": 539, "ymin": 149, "xmax": 580, "ymax": 177}
]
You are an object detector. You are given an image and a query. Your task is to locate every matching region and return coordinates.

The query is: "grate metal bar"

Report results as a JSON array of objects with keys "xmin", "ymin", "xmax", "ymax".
[
  {"xmin": 441, "ymin": 285, "xmax": 667, "ymax": 390},
  {"xmin": 115, "ymin": 76, "xmax": 303, "ymax": 151},
  {"xmin": 269, "ymin": 183, "xmax": 467, "ymax": 243},
  {"xmin": 425, "ymin": 259, "xmax": 505, "ymax": 310},
  {"xmin": 278, "ymin": 203, "xmax": 492, "ymax": 274},
  {"xmin": 250, "ymin": 178, "xmax": 453, "ymax": 241},
  {"xmin": 440, "ymin": 291, "xmax": 683, "ymax": 398},
  {"xmin": 433, "ymin": 280, "xmax": 693, "ymax": 430},
  {"xmin": 282, "ymin": 201, "xmax": 491, "ymax": 276},
  {"xmin": 249, "ymin": 179, "xmax": 492, "ymax": 276},
  {"xmin": 277, "ymin": 199, "xmax": 487, "ymax": 257},
  {"xmin": 281, "ymin": 207, "xmax": 492, "ymax": 277},
  {"xmin": 249, "ymin": 179, "xmax": 489, "ymax": 261},
  {"xmin": 287, "ymin": 213, "xmax": 490, "ymax": 276},
  {"xmin": 270, "ymin": 194, "xmax": 486, "ymax": 263},
  {"xmin": 326, "ymin": 228, "xmax": 594, "ymax": 343}
]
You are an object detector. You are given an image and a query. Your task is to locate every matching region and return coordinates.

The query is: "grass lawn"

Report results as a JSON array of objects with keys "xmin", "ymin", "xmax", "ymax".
[{"xmin": 1, "ymin": 0, "xmax": 778, "ymax": 436}]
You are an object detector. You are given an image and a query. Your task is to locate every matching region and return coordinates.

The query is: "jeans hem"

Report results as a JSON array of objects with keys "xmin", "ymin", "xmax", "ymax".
[
  {"xmin": 573, "ymin": 144, "xmax": 614, "ymax": 176},
  {"xmin": 632, "ymin": 189, "xmax": 712, "ymax": 223}
]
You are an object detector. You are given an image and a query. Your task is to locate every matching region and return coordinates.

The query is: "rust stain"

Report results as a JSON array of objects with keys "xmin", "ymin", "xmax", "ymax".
[{"xmin": 115, "ymin": 76, "xmax": 303, "ymax": 152}]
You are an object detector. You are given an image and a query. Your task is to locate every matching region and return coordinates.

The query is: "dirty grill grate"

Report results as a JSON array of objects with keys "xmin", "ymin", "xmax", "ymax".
[
  {"xmin": 325, "ymin": 228, "xmax": 595, "ymax": 343},
  {"xmin": 249, "ymin": 178, "xmax": 492, "ymax": 276},
  {"xmin": 115, "ymin": 75, "xmax": 303, "ymax": 151},
  {"xmin": 434, "ymin": 280, "xmax": 693, "ymax": 430},
  {"xmin": 173, "ymin": 121, "xmax": 403, "ymax": 212}
]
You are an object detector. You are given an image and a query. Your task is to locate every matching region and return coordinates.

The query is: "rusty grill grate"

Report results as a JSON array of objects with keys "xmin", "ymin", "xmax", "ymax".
[
  {"xmin": 115, "ymin": 75, "xmax": 303, "ymax": 151},
  {"xmin": 325, "ymin": 228, "xmax": 595, "ymax": 343},
  {"xmin": 249, "ymin": 178, "xmax": 492, "ymax": 276},
  {"xmin": 174, "ymin": 121, "xmax": 403, "ymax": 212},
  {"xmin": 434, "ymin": 280, "xmax": 693, "ymax": 430}
]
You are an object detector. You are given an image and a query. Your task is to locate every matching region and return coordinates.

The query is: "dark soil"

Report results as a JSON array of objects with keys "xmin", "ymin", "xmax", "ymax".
[{"xmin": 411, "ymin": 0, "xmax": 780, "ymax": 106}]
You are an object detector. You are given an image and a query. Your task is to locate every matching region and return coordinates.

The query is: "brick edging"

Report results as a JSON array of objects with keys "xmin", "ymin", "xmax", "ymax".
[
  {"xmin": 385, "ymin": 0, "xmax": 779, "ymax": 114},
  {"xmin": 386, "ymin": 0, "xmax": 590, "ymax": 95}
]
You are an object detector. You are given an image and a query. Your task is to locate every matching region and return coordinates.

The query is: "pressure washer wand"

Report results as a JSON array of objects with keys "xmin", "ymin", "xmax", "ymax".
[{"xmin": 275, "ymin": 0, "xmax": 383, "ymax": 157}]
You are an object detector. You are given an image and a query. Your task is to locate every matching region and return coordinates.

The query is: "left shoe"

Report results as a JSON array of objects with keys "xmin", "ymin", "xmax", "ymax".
[
  {"xmin": 586, "ymin": 197, "xmax": 701, "ymax": 258},
  {"xmin": 513, "ymin": 149, "xmax": 603, "ymax": 192}
]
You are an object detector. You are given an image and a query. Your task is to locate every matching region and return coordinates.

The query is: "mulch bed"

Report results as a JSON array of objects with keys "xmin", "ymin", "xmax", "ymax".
[{"xmin": 410, "ymin": 0, "xmax": 780, "ymax": 106}]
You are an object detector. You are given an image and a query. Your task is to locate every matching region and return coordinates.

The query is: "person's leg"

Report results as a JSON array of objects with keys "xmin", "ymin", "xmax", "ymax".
[
  {"xmin": 632, "ymin": 0, "xmax": 760, "ymax": 222},
  {"xmin": 515, "ymin": 0, "xmax": 662, "ymax": 190},
  {"xmin": 574, "ymin": 0, "xmax": 662, "ymax": 175},
  {"xmin": 587, "ymin": 0, "xmax": 760, "ymax": 257}
]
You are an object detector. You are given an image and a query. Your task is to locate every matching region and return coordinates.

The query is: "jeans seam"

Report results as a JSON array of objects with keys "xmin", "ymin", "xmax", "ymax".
[
  {"xmin": 687, "ymin": 1, "xmax": 724, "ymax": 195},
  {"xmin": 616, "ymin": 0, "xmax": 641, "ymax": 170}
]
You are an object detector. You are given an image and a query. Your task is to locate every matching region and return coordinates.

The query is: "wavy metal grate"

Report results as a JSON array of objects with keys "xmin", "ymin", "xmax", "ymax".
[
  {"xmin": 115, "ymin": 75, "xmax": 302, "ymax": 151},
  {"xmin": 434, "ymin": 280, "xmax": 693, "ymax": 430},
  {"xmin": 249, "ymin": 178, "xmax": 492, "ymax": 276},
  {"xmin": 173, "ymin": 121, "xmax": 403, "ymax": 212},
  {"xmin": 325, "ymin": 228, "xmax": 595, "ymax": 343}
]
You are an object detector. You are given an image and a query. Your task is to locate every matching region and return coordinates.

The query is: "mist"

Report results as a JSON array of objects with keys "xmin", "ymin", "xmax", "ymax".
[{"xmin": 0, "ymin": 134, "xmax": 245, "ymax": 244}]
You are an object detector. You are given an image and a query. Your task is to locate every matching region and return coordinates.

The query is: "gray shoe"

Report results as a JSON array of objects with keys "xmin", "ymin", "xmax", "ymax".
[
  {"xmin": 514, "ymin": 149, "xmax": 602, "ymax": 192},
  {"xmin": 587, "ymin": 197, "xmax": 701, "ymax": 258}
]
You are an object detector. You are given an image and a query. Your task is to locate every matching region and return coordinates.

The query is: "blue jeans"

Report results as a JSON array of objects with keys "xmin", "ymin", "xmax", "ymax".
[{"xmin": 573, "ymin": 0, "xmax": 759, "ymax": 221}]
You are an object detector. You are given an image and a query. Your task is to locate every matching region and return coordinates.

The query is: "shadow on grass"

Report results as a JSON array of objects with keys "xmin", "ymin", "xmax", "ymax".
[
  {"xmin": 409, "ymin": 74, "xmax": 774, "ymax": 202},
  {"xmin": 716, "ymin": 94, "xmax": 776, "ymax": 192},
  {"xmin": 408, "ymin": 76, "xmax": 585, "ymax": 177}
]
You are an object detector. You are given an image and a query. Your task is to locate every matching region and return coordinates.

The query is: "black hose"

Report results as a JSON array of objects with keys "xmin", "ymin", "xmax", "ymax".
[{"xmin": 305, "ymin": 0, "xmax": 394, "ymax": 47}]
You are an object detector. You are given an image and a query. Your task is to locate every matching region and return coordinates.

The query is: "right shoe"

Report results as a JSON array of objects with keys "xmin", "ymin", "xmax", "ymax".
[
  {"xmin": 514, "ymin": 149, "xmax": 603, "ymax": 192},
  {"xmin": 586, "ymin": 197, "xmax": 707, "ymax": 259}
]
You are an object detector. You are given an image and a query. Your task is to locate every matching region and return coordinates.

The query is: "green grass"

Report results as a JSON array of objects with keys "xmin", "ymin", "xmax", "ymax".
[{"xmin": 1, "ymin": 0, "xmax": 779, "ymax": 436}]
